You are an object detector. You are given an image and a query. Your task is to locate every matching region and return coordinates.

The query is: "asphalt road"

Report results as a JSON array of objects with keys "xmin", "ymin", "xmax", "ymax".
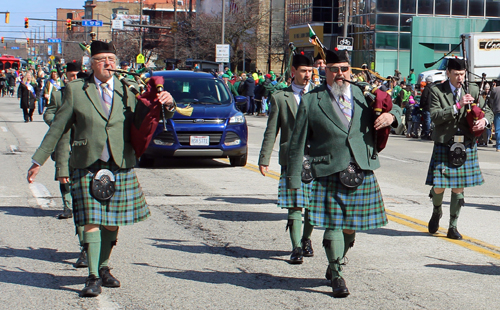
[{"xmin": 1, "ymin": 95, "xmax": 500, "ymax": 310}]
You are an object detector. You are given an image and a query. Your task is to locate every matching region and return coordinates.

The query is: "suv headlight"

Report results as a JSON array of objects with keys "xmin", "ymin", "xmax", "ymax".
[{"xmin": 229, "ymin": 112, "xmax": 245, "ymax": 124}]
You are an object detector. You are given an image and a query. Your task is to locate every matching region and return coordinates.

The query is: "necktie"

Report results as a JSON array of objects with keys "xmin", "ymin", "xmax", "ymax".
[
  {"xmin": 339, "ymin": 95, "xmax": 352, "ymax": 122},
  {"xmin": 99, "ymin": 82, "xmax": 112, "ymax": 162},
  {"xmin": 454, "ymin": 88, "xmax": 459, "ymax": 104},
  {"xmin": 299, "ymin": 88, "xmax": 305, "ymax": 97},
  {"xmin": 100, "ymin": 82, "xmax": 112, "ymax": 115}
]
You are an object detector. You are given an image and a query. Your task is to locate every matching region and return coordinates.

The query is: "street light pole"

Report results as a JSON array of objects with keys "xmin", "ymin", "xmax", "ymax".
[{"xmin": 139, "ymin": 0, "xmax": 143, "ymax": 58}]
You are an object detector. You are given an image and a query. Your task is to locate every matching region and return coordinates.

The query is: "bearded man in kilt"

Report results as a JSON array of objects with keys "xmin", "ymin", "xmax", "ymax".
[
  {"xmin": 425, "ymin": 58, "xmax": 492, "ymax": 240},
  {"xmin": 258, "ymin": 53, "xmax": 316, "ymax": 264},
  {"xmin": 27, "ymin": 41, "xmax": 175, "ymax": 297},
  {"xmin": 286, "ymin": 49, "xmax": 401, "ymax": 298}
]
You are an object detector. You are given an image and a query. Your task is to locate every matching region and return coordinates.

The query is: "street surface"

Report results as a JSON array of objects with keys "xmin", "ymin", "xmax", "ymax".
[{"xmin": 1, "ymin": 94, "xmax": 500, "ymax": 310}]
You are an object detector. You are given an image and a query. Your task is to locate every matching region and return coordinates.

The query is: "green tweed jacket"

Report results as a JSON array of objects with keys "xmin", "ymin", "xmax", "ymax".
[
  {"xmin": 32, "ymin": 74, "xmax": 175, "ymax": 169},
  {"xmin": 258, "ymin": 84, "xmax": 314, "ymax": 167},
  {"xmin": 430, "ymin": 81, "xmax": 493, "ymax": 144},
  {"xmin": 286, "ymin": 84, "xmax": 402, "ymax": 189},
  {"xmin": 43, "ymin": 89, "xmax": 72, "ymax": 178}
]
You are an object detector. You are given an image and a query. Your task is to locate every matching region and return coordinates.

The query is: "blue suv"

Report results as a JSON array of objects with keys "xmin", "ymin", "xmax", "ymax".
[{"xmin": 140, "ymin": 70, "xmax": 248, "ymax": 166}]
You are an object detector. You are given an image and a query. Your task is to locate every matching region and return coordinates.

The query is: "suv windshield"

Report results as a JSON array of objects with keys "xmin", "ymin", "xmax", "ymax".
[{"xmin": 163, "ymin": 77, "xmax": 232, "ymax": 105}]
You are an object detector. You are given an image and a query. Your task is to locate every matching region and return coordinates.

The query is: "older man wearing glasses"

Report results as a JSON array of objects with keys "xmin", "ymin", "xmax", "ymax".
[
  {"xmin": 27, "ymin": 40, "xmax": 175, "ymax": 297},
  {"xmin": 286, "ymin": 48, "xmax": 401, "ymax": 298}
]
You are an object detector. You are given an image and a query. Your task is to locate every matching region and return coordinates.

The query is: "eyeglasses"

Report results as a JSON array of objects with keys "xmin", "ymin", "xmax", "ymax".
[
  {"xmin": 327, "ymin": 66, "xmax": 350, "ymax": 73},
  {"xmin": 93, "ymin": 56, "xmax": 117, "ymax": 63}
]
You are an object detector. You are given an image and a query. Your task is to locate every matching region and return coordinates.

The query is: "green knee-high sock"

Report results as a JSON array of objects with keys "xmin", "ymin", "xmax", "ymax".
[
  {"xmin": 287, "ymin": 209, "xmax": 302, "ymax": 249},
  {"xmin": 99, "ymin": 228, "xmax": 119, "ymax": 269},
  {"xmin": 343, "ymin": 232, "xmax": 356, "ymax": 257},
  {"xmin": 60, "ymin": 183, "xmax": 72, "ymax": 210},
  {"xmin": 77, "ymin": 226, "xmax": 85, "ymax": 247},
  {"xmin": 84, "ymin": 230, "xmax": 101, "ymax": 277},
  {"xmin": 449, "ymin": 192, "xmax": 464, "ymax": 228},
  {"xmin": 323, "ymin": 229, "xmax": 344, "ymax": 279},
  {"xmin": 430, "ymin": 187, "xmax": 444, "ymax": 215},
  {"xmin": 302, "ymin": 209, "xmax": 314, "ymax": 241}
]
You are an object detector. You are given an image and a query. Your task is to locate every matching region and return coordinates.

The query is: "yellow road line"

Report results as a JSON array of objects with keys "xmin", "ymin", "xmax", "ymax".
[{"xmin": 229, "ymin": 159, "xmax": 500, "ymax": 260}]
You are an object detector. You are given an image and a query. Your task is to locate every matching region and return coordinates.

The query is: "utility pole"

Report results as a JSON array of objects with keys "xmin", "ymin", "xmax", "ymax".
[
  {"xmin": 174, "ymin": 0, "xmax": 177, "ymax": 60},
  {"xmin": 220, "ymin": 0, "xmax": 225, "ymax": 72},
  {"xmin": 139, "ymin": 0, "xmax": 143, "ymax": 57},
  {"xmin": 343, "ymin": 0, "xmax": 349, "ymax": 39}
]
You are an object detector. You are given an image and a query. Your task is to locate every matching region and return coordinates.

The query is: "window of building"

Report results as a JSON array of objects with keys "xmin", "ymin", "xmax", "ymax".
[
  {"xmin": 375, "ymin": 14, "xmax": 398, "ymax": 31},
  {"xmin": 401, "ymin": 0, "xmax": 416, "ymax": 13},
  {"xmin": 376, "ymin": 32, "xmax": 398, "ymax": 49},
  {"xmin": 452, "ymin": 0, "xmax": 467, "ymax": 15},
  {"xmin": 469, "ymin": 0, "xmax": 485, "ymax": 16},
  {"xmin": 400, "ymin": 32, "xmax": 411, "ymax": 49},
  {"xmin": 417, "ymin": 0, "xmax": 433, "ymax": 14},
  {"xmin": 400, "ymin": 14, "xmax": 413, "ymax": 31},
  {"xmin": 376, "ymin": 0, "xmax": 399, "ymax": 13},
  {"xmin": 435, "ymin": 0, "xmax": 450, "ymax": 15},
  {"xmin": 312, "ymin": 7, "xmax": 333, "ymax": 21},
  {"xmin": 486, "ymin": 0, "xmax": 500, "ymax": 17}
]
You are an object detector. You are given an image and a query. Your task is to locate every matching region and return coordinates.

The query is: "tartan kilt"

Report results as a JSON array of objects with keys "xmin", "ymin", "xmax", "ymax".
[
  {"xmin": 425, "ymin": 143, "xmax": 484, "ymax": 188},
  {"xmin": 71, "ymin": 160, "xmax": 150, "ymax": 226},
  {"xmin": 277, "ymin": 169, "xmax": 311, "ymax": 209},
  {"xmin": 308, "ymin": 171, "xmax": 387, "ymax": 230}
]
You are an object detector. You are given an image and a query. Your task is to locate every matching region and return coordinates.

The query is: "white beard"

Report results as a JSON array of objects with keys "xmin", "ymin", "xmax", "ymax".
[{"xmin": 330, "ymin": 81, "xmax": 350, "ymax": 97}]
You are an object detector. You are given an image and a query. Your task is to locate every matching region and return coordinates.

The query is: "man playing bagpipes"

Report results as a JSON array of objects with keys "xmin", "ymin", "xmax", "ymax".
[
  {"xmin": 286, "ymin": 48, "xmax": 402, "ymax": 298},
  {"xmin": 26, "ymin": 40, "xmax": 176, "ymax": 297},
  {"xmin": 426, "ymin": 57, "xmax": 493, "ymax": 240}
]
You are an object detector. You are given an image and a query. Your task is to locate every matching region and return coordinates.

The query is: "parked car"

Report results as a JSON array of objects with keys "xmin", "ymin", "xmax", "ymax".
[{"xmin": 140, "ymin": 70, "xmax": 248, "ymax": 167}]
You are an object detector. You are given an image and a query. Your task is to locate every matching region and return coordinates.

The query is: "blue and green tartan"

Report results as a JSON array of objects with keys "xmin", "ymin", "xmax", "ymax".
[
  {"xmin": 308, "ymin": 171, "xmax": 387, "ymax": 230},
  {"xmin": 71, "ymin": 160, "xmax": 150, "ymax": 226},
  {"xmin": 277, "ymin": 168, "xmax": 312, "ymax": 209},
  {"xmin": 425, "ymin": 143, "xmax": 484, "ymax": 188}
]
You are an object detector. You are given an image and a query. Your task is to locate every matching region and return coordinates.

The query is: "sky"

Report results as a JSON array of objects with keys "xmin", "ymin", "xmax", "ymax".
[{"xmin": 0, "ymin": 0, "xmax": 88, "ymax": 40}]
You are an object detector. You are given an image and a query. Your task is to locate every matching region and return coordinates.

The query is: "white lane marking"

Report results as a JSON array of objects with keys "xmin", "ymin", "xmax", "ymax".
[
  {"xmin": 98, "ymin": 295, "xmax": 121, "ymax": 310},
  {"xmin": 28, "ymin": 182, "xmax": 56, "ymax": 209},
  {"xmin": 378, "ymin": 154, "xmax": 410, "ymax": 163},
  {"xmin": 1, "ymin": 127, "xmax": 7, "ymax": 132}
]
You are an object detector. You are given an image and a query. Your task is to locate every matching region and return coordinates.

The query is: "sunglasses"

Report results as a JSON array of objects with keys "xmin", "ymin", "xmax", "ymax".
[{"xmin": 327, "ymin": 66, "xmax": 350, "ymax": 73}]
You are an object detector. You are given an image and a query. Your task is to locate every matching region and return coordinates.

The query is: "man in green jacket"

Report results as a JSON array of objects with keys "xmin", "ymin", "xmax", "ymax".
[
  {"xmin": 286, "ymin": 49, "xmax": 401, "ymax": 298},
  {"xmin": 27, "ymin": 40, "xmax": 175, "ymax": 297},
  {"xmin": 258, "ymin": 53, "xmax": 315, "ymax": 264},
  {"xmin": 42, "ymin": 62, "xmax": 88, "ymax": 268},
  {"xmin": 425, "ymin": 58, "xmax": 492, "ymax": 240}
]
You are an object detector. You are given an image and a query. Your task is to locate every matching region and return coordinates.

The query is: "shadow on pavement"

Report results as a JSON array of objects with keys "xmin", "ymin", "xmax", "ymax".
[
  {"xmin": 425, "ymin": 261, "xmax": 500, "ymax": 276},
  {"xmin": 0, "ymin": 268, "xmax": 83, "ymax": 293},
  {"xmin": 0, "ymin": 246, "xmax": 79, "ymax": 265},
  {"xmin": 463, "ymin": 202, "xmax": 500, "ymax": 212},
  {"xmin": 204, "ymin": 196, "xmax": 277, "ymax": 205},
  {"xmin": 198, "ymin": 210, "xmax": 283, "ymax": 222},
  {"xmin": 148, "ymin": 238, "xmax": 289, "ymax": 260},
  {"xmin": 0, "ymin": 206, "xmax": 61, "ymax": 218},
  {"xmin": 157, "ymin": 268, "xmax": 330, "ymax": 294},
  {"xmin": 361, "ymin": 227, "xmax": 425, "ymax": 237}
]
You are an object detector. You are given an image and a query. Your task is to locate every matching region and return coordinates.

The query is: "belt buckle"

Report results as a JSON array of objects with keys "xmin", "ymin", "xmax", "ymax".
[{"xmin": 454, "ymin": 135, "xmax": 464, "ymax": 143}]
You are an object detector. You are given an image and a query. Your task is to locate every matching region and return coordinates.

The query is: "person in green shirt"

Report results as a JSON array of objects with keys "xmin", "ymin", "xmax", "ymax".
[
  {"xmin": 222, "ymin": 74, "xmax": 239, "ymax": 97},
  {"xmin": 407, "ymin": 68, "xmax": 416, "ymax": 91}
]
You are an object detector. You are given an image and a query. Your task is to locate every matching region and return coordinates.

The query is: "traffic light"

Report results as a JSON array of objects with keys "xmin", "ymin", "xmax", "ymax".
[
  {"xmin": 1, "ymin": 37, "xmax": 3, "ymax": 44},
  {"xmin": 171, "ymin": 21, "xmax": 178, "ymax": 33},
  {"xmin": 24, "ymin": 17, "xmax": 28, "ymax": 28},
  {"xmin": 26, "ymin": 38, "xmax": 30, "ymax": 45},
  {"xmin": 66, "ymin": 19, "xmax": 72, "ymax": 31},
  {"xmin": 5, "ymin": 12, "xmax": 10, "ymax": 24}
]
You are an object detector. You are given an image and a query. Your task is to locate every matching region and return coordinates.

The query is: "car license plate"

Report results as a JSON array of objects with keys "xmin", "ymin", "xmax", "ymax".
[{"xmin": 190, "ymin": 136, "xmax": 209, "ymax": 146}]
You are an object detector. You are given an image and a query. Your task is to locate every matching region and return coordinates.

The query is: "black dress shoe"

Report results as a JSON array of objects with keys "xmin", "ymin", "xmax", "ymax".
[
  {"xmin": 331, "ymin": 277, "xmax": 350, "ymax": 298},
  {"xmin": 301, "ymin": 238, "xmax": 314, "ymax": 257},
  {"xmin": 74, "ymin": 248, "xmax": 88, "ymax": 268},
  {"xmin": 447, "ymin": 227, "xmax": 463, "ymax": 240},
  {"xmin": 428, "ymin": 212, "xmax": 441, "ymax": 234},
  {"xmin": 99, "ymin": 266, "xmax": 121, "ymax": 287},
  {"xmin": 81, "ymin": 275, "xmax": 102, "ymax": 297},
  {"xmin": 288, "ymin": 247, "xmax": 303, "ymax": 264},
  {"xmin": 57, "ymin": 208, "xmax": 73, "ymax": 219}
]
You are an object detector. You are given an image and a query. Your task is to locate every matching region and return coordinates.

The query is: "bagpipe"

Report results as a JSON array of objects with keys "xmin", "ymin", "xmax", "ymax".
[
  {"xmin": 460, "ymin": 34, "xmax": 485, "ymax": 137},
  {"xmin": 343, "ymin": 79, "xmax": 393, "ymax": 156},
  {"xmin": 108, "ymin": 69, "xmax": 193, "ymax": 157}
]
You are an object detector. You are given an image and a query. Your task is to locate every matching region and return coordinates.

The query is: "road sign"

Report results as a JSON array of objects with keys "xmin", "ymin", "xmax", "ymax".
[
  {"xmin": 10, "ymin": 46, "xmax": 19, "ymax": 50},
  {"xmin": 136, "ymin": 53, "xmax": 145, "ymax": 64},
  {"xmin": 215, "ymin": 44, "xmax": 230, "ymax": 63},
  {"xmin": 47, "ymin": 38, "xmax": 61, "ymax": 43},
  {"xmin": 82, "ymin": 20, "xmax": 103, "ymax": 27},
  {"xmin": 112, "ymin": 20, "xmax": 124, "ymax": 30},
  {"xmin": 337, "ymin": 37, "xmax": 354, "ymax": 51}
]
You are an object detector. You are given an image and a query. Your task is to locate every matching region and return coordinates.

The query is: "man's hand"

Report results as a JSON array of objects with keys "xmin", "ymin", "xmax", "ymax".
[
  {"xmin": 27, "ymin": 163, "xmax": 40, "ymax": 183},
  {"xmin": 458, "ymin": 94, "xmax": 475, "ymax": 108},
  {"xmin": 259, "ymin": 165, "xmax": 268, "ymax": 176},
  {"xmin": 57, "ymin": 177, "xmax": 70, "ymax": 184},
  {"xmin": 472, "ymin": 118, "xmax": 487, "ymax": 132},
  {"xmin": 157, "ymin": 91, "xmax": 174, "ymax": 108},
  {"xmin": 374, "ymin": 112, "xmax": 395, "ymax": 130},
  {"xmin": 44, "ymin": 93, "xmax": 49, "ymax": 100}
]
